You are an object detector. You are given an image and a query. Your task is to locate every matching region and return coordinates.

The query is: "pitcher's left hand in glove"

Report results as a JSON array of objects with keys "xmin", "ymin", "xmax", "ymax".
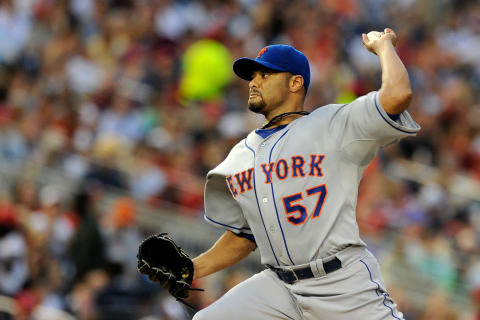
[{"xmin": 137, "ymin": 233, "xmax": 203, "ymax": 306}]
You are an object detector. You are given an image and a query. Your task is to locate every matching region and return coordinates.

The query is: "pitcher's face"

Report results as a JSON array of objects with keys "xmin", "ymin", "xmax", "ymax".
[{"xmin": 248, "ymin": 69, "xmax": 291, "ymax": 115}]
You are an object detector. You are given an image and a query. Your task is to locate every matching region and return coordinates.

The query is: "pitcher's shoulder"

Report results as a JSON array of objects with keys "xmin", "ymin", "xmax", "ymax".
[
  {"xmin": 207, "ymin": 138, "xmax": 248, "ymax": 178},
  {"xmin": 305, "ymin": 103, "xmax": 346, "ymax": 122}
]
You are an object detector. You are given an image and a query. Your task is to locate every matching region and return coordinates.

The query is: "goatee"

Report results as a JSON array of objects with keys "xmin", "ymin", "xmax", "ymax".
[{"xmin": 248, "ymin": 100, "xmax": 266, "ymax": 114}]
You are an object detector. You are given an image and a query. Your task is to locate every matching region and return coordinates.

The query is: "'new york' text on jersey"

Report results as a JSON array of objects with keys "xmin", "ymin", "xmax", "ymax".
[{"xmin": 204, "ymin": 92, "xmax": 420, "ymax": 267}]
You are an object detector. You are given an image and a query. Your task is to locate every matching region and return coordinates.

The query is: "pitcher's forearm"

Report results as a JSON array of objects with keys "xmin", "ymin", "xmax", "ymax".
[
  {"xmin": 378, "ymin": 42, "xmax": 412, "ymax": 114},
  {"xmin": 193, "ymin": 231, "xmax": 256, "ymax": 280}
]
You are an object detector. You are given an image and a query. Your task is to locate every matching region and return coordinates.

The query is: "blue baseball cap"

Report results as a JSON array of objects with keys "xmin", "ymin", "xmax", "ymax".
[{"xmin": 233, "ymin": 44, "xmax": 310, "ymax": 90}]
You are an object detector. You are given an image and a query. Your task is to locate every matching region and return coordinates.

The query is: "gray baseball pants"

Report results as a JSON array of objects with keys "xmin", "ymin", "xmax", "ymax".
[{"xmin": 193, "ymin": 247, "xmax": 404, "ymax": 320}]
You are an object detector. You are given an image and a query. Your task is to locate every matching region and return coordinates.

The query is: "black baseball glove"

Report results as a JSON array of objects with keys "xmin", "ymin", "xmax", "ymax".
[{"xmin": 137, "ymin": 233, "xmax": 202, "ymax": 306}]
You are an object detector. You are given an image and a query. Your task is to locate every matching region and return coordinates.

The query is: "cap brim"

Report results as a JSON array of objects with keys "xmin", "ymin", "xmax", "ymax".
[{"xmin": 233, "ymin": 58, "xmax": 287, "ymax": 81}]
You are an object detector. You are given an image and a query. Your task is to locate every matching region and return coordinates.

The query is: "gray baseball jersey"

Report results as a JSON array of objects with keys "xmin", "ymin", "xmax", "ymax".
[{"xmin": 204, "ymin": 91, "xmax": 420, "ymax": 267}]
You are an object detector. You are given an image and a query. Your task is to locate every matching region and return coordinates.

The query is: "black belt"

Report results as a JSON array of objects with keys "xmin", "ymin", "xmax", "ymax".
[{"xmin": 269, "ymin": 257, "xmax": 342, "ymax": 284}]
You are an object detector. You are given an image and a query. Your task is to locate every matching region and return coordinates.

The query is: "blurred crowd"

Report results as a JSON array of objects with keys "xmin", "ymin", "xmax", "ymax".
[{"xmin": 0, "ymin": 0, "xmax": 480, "ymax": 319}]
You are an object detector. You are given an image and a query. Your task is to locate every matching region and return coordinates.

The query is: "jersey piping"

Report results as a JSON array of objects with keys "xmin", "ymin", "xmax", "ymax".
[
  {"xmin": 204, "ymin": 214, "xmax": 252, "ymax": 232},
  {"xmin": 268, "ymin": 129, "xmax": 295, "ymax": 265},
  {"xmin": 244, "ymin": 139, "xmax": 280, "ymax": 265},
  {"xmin": 374, "ymin": 93, "xmax": 417, "ymax": 134}
]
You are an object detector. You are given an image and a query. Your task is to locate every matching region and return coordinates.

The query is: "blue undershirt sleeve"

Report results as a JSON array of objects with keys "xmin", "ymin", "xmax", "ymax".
[
  {"xmin": 234, "ymin": 232, "xmax": 257, "ymax": 246},
  {"xmin": 387, "ymin": 113, "xmax": 400, "ymax": 121}
]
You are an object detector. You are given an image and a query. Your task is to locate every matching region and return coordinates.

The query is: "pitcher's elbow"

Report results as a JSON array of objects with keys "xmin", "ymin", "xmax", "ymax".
[
  {"xmin": 394, "ymin": 89, "xmax": 412, "ymax": 113},
  {"xmin": 379, "ymin": 87, "xmax": 413, "ymax": 114},
  {"xmin": 401, "ymin": 88, "xmax": 413, "ymax": 104}
]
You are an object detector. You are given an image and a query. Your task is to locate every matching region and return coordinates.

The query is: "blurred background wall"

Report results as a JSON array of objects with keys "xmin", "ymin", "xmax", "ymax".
[{"xmin": 0, "ymin": 0, "xmax": 479, "ymax": 319}]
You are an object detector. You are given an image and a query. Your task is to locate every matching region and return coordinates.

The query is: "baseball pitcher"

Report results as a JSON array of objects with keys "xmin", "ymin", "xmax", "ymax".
[{"xmin": 138, "ymin": 28, "xmax": 420, "ymax": 319}]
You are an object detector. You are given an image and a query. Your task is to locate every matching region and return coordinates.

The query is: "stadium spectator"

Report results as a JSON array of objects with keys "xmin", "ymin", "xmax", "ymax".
[{"xmin": 0, "ymin": 0, "xmax": 479, "ymax": 318}]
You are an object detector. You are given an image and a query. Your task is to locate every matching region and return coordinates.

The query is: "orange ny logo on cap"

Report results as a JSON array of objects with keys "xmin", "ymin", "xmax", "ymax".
[{"xmin": 256, "ymin": 46, "xmax": 269, "ymax": 58}]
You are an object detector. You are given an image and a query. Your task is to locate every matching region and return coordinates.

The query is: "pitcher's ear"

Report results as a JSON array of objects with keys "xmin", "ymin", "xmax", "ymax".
[{"xmin": 289, "ymin": 75, "xmax": 304, "ymax": 93}]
